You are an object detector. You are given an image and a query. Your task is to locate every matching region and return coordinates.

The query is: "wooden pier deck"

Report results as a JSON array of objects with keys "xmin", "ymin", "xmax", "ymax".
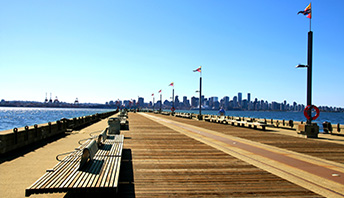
[
  {"xmin": 117, "ymin": 113, "xmax": 344, "ymax": 197},
  {"xmin": 1, "ymin": 112, "xmax": 344, "ymax": 197}
]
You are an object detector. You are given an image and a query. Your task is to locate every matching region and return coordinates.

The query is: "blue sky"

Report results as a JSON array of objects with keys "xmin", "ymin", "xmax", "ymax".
[{"xmin": 1, "ymin": 0, "xmax": 343, "ymax": 107}]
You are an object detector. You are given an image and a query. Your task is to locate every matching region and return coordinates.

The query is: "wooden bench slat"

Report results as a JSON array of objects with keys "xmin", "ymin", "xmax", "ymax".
[
  {"xmin": 26, "ymin": 135, "xmax": 124, "ymax": 196},
  {"xmin": 29, "ymin": 150, "xmax": 80, "ymax": 189},
  {"xmin": 39, "ymin": 153, "xmax": 80, "ymax": 189},
  {"xmin": 85, "ymin": 150, "xmax": 106, "ymax": 188},
  {"xmin": 81, "ymin": 147, "xmax": 107, "ymax": 188}
]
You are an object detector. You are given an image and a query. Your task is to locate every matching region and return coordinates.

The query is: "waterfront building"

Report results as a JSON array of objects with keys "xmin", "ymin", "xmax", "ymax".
[
  {"xmin": 4, "ymin": 91, "xmax": 342, "ymax": 112},
  {"xmin": 191, "ymin": 96, "xmax": 198, "ymax": 108},
  {"xmin": 183, "ymin": 96, "xmax": 190, "ymax": 108},
  {"xmin": 123, "ymin": 100, "xmax": 130, "ymax": 107},
  {"xmin": 223, "ymin": 96, "xmax": 229, "ymax": 109},
  {"xmin": 238, "ymin": 92, "xmax": 242, "ymax": 106},
  {"xmin": 175, "ymin": 96, "xmax": 180, "ymax": 108},
  {"xmin": 233, "ymin": 96, "xmax": 238, "ymax": 108},
  {"xmin": 201, "ymin": 95, "xmax": 205, "ymax": 107},
  {"xmin": 213, "ymin": 101, "xmax": 220, "ymax": 109},
  {"xmin": 138, "ymin": 97, "xmax": 144, "ymax": 107},
  {"xmin": 242, "ymin": 99, "xmax": 248, "ymax": 110}
]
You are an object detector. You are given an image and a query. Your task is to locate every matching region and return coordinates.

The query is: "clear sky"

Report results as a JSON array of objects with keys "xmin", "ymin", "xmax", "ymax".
[{"xmin": 1, "ymin": 0, "xmax": 343, "ymax": 107}]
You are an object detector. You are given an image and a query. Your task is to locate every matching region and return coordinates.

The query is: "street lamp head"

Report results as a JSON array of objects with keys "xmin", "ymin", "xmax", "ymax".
[{"xmin": 296, "ymin": 64, "xmax": 309, "ymax": 68}]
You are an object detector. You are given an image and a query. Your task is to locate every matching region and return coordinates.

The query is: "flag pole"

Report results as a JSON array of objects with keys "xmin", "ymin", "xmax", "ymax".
[
  {"xmin": 160, "ymin": 93, "xmax": 162, "ymax": 113},
  {"xmin": 199, "ymin": 69, "xmax": 202, "ymax": 120},
  {"xmin": 153, "ymin": 95, "xmax": 155, "ymax": 111},
  {"xmin": 310, "ymin": 2, "xmax": 312, "ymax": 31},
  {"xmin": 309, "ymin": 12, "xmax": 312, "ymax": 31},
  {"xmin": 172, "ymin": 87, "xmax": 175, "ymax": 114}
]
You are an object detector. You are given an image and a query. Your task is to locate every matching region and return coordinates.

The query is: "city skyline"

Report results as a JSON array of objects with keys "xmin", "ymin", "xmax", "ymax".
[
  {"xmin": 1, "ymin": 1, "xmax": 343, "ymax": 107},
  {"xmin": 2, "ymin": 91, "xmax": 343, "ymax": 112}
]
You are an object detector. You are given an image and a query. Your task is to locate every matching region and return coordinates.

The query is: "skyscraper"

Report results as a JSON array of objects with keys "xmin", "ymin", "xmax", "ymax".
[
  {"xmin": 138, "ymin": 97, "xmax": 144, "ymax": 107},
  {"xmin": 233, "ymin": 96, "xmax": 238, "ymax": 107},
  {"xmin": 247, "ymin": 93, "xmax": 251, "ymax": 103},
  {"xmin": 238, "ymin": 92, "xmax": 242, "ymax": 106},
  {"xmin": 174, "ymin": 96, "xmax": 180, "ymax": 108},
  {"xmin": 223, "ymin": 96, "xmax": 229, "ymax": 109}
]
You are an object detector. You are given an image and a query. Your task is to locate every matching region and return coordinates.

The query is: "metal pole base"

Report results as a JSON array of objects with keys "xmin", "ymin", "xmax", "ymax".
[
  {"xmin": 305, "ymin": 123, "xmax": 319, "ymax": 138},
  {"xmin": 197, "ymin": 115, "xmax": 203, "ymax": 121}
]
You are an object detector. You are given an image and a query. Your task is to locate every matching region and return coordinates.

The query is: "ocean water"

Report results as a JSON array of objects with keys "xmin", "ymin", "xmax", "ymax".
[
  {"xmin": 0, "ymin": 107, "xmax": 343, "ymax": 132},
  {"xmin": 0, "ymin": 107, "xmax": 115, "ymax": 131}
]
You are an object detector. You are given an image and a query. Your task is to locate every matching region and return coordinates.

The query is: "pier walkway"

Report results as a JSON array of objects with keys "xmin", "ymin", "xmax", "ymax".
[{"xmin": 1, "ymin": 112, "xmax": 344, "ymax": 197}]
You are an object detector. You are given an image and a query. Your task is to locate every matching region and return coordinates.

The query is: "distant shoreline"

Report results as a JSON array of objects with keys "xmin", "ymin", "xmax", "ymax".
[
  {"xmin": 0, "ymin": 104, "xmax": 115, "ymax": 109},
  {"xmin": 1, "ymin": 104, "xmax": 343, "ymax": 113}
]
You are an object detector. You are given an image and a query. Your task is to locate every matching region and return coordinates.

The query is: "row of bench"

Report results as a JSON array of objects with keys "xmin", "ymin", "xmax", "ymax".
[
  {"xmin": 175, "ymin": 112, "xmax": 193, "ymax": 119},
  {"xmin": 26, "ymin": 128, "xmax": 124, "ymax": 196},
  {"xmin": 204, "ymin": 115, "xmax": 268, "ymax": 130}
]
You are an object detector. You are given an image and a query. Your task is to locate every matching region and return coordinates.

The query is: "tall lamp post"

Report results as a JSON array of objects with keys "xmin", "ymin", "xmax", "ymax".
[
  {"xmin": 169, "ymin": 82, "xmax": 175, "ymax": 115},
  {"xmin": 296, "ymin": 3, "xmax": 319, "ymax": 138},
  {"xmin": 158, "ymin": 90, "xmax": 162, "ymax": 113},
  {"xmin": 193, "ymin": 66, "xmax": 202, "ymax": 120},
  {"xmin": 152, "ymin": 93, "xmax": 155, "ymax": 111}
]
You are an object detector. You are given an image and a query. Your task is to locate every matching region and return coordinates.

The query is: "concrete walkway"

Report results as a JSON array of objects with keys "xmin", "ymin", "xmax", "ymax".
[{"xmin": 0, "ymin": 118, "xmax": 109, "ymax": 198}]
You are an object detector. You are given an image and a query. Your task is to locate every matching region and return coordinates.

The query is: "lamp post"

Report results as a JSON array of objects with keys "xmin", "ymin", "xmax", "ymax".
[
  {"xmin": 296, "ymin": 31, "xmax": 319, "ymax": 138},
  {"xmin": 160, "ymin": 93, "xmax": 162, "ymax": 113},
  {"xmin": 193, "ymin": 66, "xmax": 202, "ymax": 120},
  {"xmin": 199, "ymin": 76, "xmax": 202, "ymax": 120},
  {"xmin": 152, "ymin": 94, "xmax": 155, "ymax": 111}
]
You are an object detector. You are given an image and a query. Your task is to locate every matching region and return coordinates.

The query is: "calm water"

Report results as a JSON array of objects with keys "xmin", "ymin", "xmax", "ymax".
[
  {"xmin": 1, "ymin": 107, "xmax": 343, "ymax": 132},
  {"xmin": 0, "ymin": 107, "xmax": 115, "ymax": 131}
]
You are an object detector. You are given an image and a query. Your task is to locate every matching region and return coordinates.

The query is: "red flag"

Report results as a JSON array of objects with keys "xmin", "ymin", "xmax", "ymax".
[
  {"xmin": 158, "ymin": 90, "xmax": 162, "ymax": 93},
  {"xmin": 298, "ymin": 3, "xmax": 311, "ymax": 19},
  {"xmin": 152, "ymin": 93, "xmax": 154, "ymax": 96},
  {"xmin": 193, "ymin": 66, "xmax": 202, "ymax": 72},
  {"xmin": 169, "ymin": 82, "xmax": 174, "ymax": 86}
]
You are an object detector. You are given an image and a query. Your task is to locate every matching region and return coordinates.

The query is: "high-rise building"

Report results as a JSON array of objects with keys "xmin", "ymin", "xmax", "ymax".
[
  {"xmin": 183, "ymin": 96, "xmax": 190, "ymax": 107},
  {"xmin": 238, "ymin": 92, "xmax": 242, "ymax": 106},
  {"xmin": 247, "ymin": 93, "xmax": 251, "ymax": 103},
  {"xmin": 233, "ymin": 96, "xmax": 238, "ymax": 107},
  {"xmin": 191, "ymin": 96, "xmax": 199, "ymax": 108},
  {"xmin": 138, "ymin": 97, "xmax": 144, "ymax": 107},
  {"xmin": 174, "ymin": 96, "xmax": 180, "ymax": 108},
  {"xmin": 223, "ymin": 96, "xmax": 229, "ymax": 109}
]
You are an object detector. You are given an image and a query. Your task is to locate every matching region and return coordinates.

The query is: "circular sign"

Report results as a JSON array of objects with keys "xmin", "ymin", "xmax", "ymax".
[
  {"xmin": 171, "ymin": 107, "xmax": 175, "ymax": 112},
  {"xmin": 303, "ymin": 105, "xmax": 320, "ymax": 120}
]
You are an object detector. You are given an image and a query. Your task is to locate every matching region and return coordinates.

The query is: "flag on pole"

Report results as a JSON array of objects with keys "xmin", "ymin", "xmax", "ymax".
[
  {"xmin": 193, "ymin": 66, "xmax": 202, "ymax": 72},
  {"xmin": 152, "ymin": 93, "xmax": 154, "ymax": 96},
  {"xmin": 169, "ymin": 82, "xmax": 174, "ymax": 86},
  {"xmin": 158, "ymin": 90, "xmax": 162, "ymax": 93},
  {"xmin": 298, "ymin": 3, "xmax": 311, "ymax": 19}
]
